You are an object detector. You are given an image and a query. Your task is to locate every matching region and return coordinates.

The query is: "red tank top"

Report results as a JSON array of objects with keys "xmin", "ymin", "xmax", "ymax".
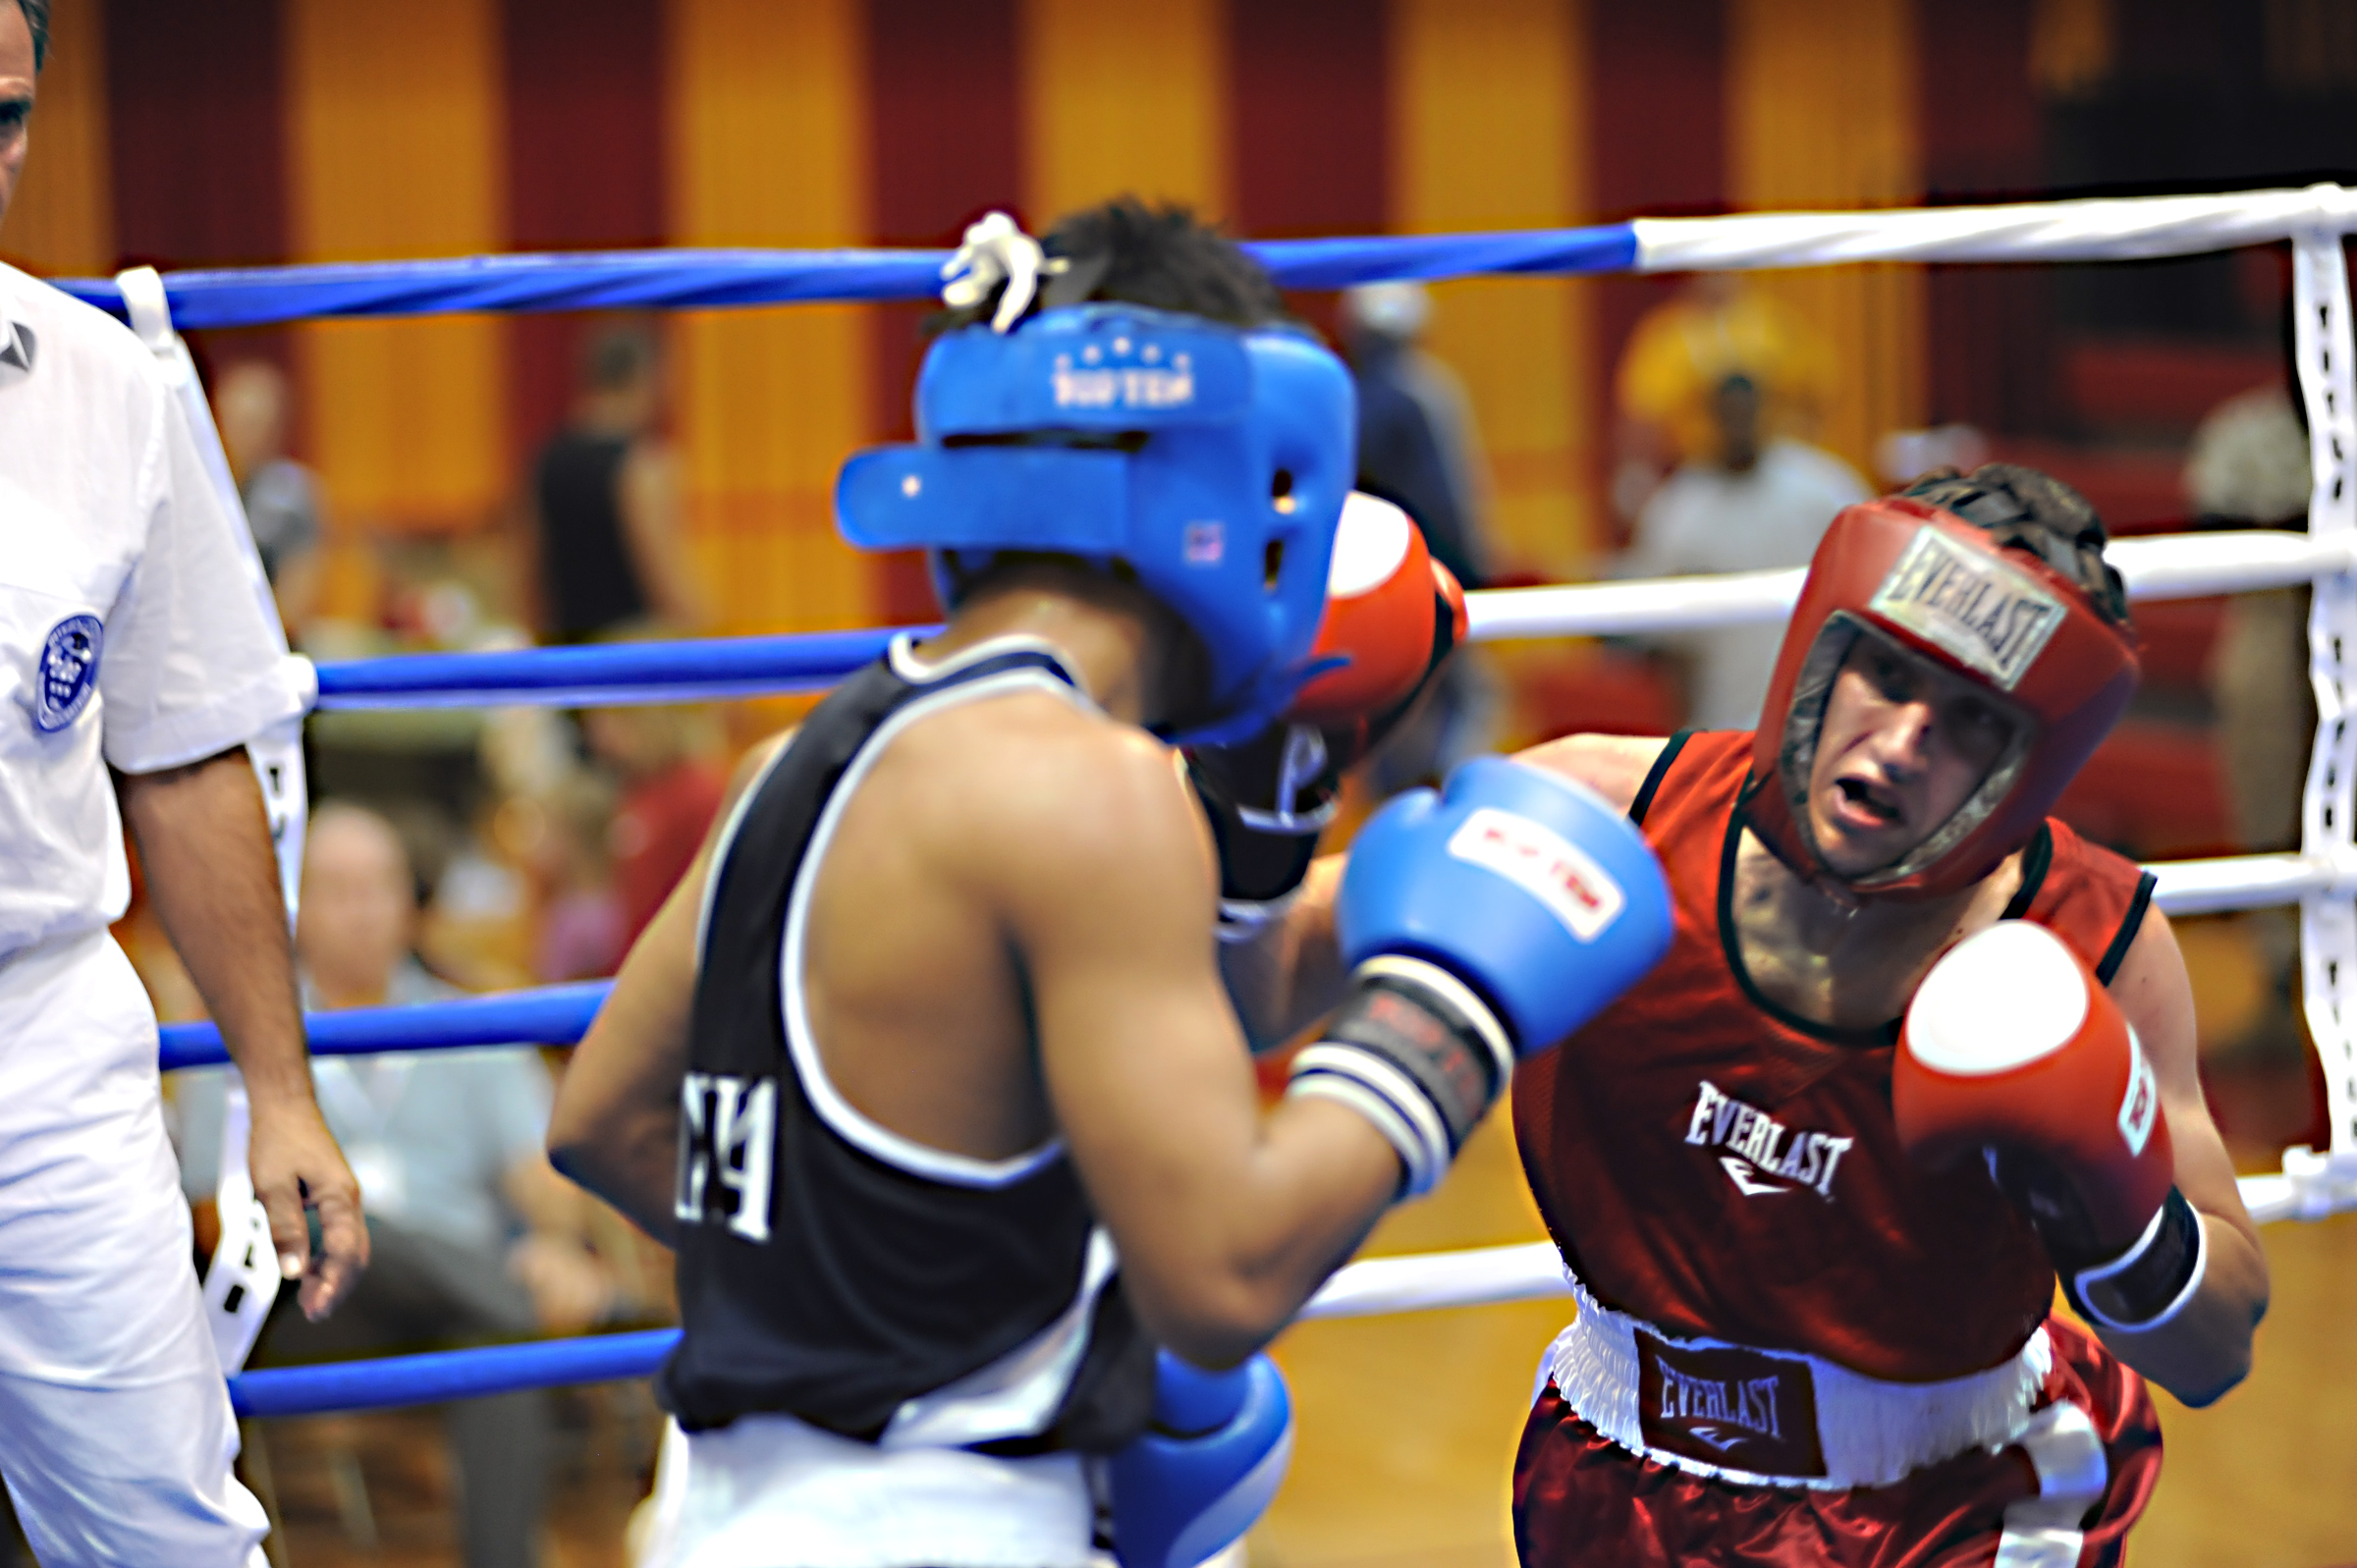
[{"xmin": 1512, "ymin": 730, "xmax": 2156, "ymax": 1383}]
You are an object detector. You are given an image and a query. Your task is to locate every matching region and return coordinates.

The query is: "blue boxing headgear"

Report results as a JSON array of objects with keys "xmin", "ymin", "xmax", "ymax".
[{"xmin": 835, "ymin": 303, "xmax": 1357, "ymax": 741}]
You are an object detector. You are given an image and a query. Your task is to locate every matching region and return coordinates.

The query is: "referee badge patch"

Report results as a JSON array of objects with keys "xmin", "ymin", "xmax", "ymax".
[{"xmin": 34, "ymin": 615, "xmax": 102, "ymax": 733}]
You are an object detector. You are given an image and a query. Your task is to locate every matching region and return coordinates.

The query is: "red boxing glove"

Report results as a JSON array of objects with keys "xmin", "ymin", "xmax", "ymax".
[
  {"xmin": 1896, "ymin": 921, "xmax": 2205, "ymax": 1332},
  {"xmin": 1185, "ymin": 494, "xmax": 1467, "ymax": 939},
  {"xmin": 1288, "ymin": 491, "xmax": 1467, "ymax": 734}
]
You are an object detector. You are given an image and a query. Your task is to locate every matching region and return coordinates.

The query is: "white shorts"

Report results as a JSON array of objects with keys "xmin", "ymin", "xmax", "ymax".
[
  {"xmin": 0, "ymin": 930, "xmax": 268, "ymax": 1567},
  {"xmin": 637, "ymin": 1414, "xmax": 1097, "ymax": 1568}
]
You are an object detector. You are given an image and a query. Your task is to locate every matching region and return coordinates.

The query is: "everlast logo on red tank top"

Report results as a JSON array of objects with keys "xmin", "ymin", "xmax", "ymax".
[
  {"xmin": 1685, "ymin": 1080, "xmax": 1855, "ymax": 1200},
  {"xmin": 1635, "ymin": 1335, "xmax": 1828, "ymax": 1479}
]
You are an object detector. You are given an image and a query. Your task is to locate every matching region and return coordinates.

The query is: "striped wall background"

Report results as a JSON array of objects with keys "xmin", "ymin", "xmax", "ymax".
[{"xmin": 0, "ymin": 0, "xmax": 2042, "ymax": 638}]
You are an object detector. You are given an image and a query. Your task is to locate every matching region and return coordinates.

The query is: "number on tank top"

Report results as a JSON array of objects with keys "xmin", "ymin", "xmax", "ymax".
[{"xmin": 675, "ymin": 1072, "xmax": 778, "ymax": 1242}]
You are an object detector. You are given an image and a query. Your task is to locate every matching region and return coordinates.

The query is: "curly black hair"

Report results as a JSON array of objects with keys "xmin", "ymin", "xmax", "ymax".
[{"xmin": 1901, "ymin": 462, "xmax": 2131, "ymax": 626}]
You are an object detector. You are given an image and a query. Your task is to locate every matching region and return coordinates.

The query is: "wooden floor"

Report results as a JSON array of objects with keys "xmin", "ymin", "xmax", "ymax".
[
  {"xmin": 241, "ymin": 1385, "xmax": 659, "ymax": 1568},
  {"xmin": 1253, "ymin": 1114, "xmax": 1563, "ymax": 1568}
]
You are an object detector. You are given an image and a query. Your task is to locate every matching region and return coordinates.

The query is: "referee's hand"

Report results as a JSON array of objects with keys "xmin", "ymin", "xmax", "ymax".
[{"xmin": 247, "ymin": 1098, "xmax": 370, "ymax": 1320}]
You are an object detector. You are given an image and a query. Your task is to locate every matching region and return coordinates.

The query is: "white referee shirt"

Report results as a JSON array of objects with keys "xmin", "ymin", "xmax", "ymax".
[{"xmin": 0, "ymin": 262, "xmax": 309, "ymax": 960}]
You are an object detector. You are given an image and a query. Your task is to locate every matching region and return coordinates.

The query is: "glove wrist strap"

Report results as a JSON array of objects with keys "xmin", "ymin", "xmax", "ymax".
[
  {"xmin": 1284, "ymin": 955, "xmax": 1512, "ymax": 1198},
  {"xmin": 2064, "ymin": 1186, "xmax": 2208, "ymax": 1333},
  {"xmin": 1188, "ymin": 777, "xmax": 1326, "ymax": 909}
]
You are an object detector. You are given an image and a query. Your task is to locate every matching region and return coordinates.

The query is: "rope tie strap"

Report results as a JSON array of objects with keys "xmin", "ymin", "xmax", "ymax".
[{"xmin": 938, "ymin": 212, "xmax": 1070, "ymax": 332}]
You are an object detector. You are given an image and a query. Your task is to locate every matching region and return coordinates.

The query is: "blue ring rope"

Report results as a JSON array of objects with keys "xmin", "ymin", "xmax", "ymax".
[
  {"xmin": 159, "ymin": 982, "xmax": 609, "ymax": 1071},
  {"xmin": 313, "ymin": 625, "xmax": 925, "ymax": 711},
  {"xmin": 231, "ymin": 1329, "xmax": 677, "ymax": 1418},
  {"xmin": 55, "ymin": 228, "xmax": 1641, "ymax": 331}
]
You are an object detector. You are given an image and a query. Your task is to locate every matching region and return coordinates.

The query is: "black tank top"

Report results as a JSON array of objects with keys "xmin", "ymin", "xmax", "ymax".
[
  {"xmin": 535, "ymin": 428, "xmax": 646, "ymax": 641},
  {"xmin": 659, "ymin": 637, "xmax": 1156, "ymax": 1452}
]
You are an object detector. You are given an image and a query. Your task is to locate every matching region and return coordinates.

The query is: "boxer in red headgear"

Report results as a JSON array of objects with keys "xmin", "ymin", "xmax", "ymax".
[{"xmin": 1226, "ymin": 464, "xmax": 2268, "ymax": 1568}]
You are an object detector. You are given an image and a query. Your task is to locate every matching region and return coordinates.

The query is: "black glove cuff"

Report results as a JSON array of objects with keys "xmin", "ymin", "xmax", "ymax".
[
  {"xmin": 1184, "ymin": 744, "xmax": 1330, "ymax": 905},
  {"xmin": 1197, "ymin": 792, "xmax": 1323, "ymax": 906},
  {"xmin": 2061, "ymin": 1186, "xmax": 2208, "ymax": 1333},
  {"xmin": 1286, "ymin": 957, "xmax": 1513, "ymax": 1197}
]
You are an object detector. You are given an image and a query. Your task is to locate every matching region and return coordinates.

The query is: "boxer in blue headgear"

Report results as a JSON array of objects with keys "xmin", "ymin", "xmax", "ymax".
[
  {"xmin": 548, "ymin": 200, "xmax": 1641, "ymax": 1568},
  {"xmin": 837, "ymin": 226, "xmax": 1355, "ymax": 741}
]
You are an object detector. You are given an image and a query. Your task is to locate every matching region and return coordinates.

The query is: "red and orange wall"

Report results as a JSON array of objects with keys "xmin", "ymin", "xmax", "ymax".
[{"xmin": 2, "ymin": 0, "xmax": 2051, "ymax": 639}]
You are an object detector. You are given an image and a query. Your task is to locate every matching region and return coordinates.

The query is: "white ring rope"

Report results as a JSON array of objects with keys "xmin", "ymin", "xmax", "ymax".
[
  {"xmin": 1463, "ymin": 528, "xmax": 2355, "ymax": 641},
  {"xmin": 1631, "ymin": 183, "xmax": 2357, "ymax": 270},
  {"xmin": 1302, "ymin": 1242, "xmax": 1572, "ymax": 1320}
]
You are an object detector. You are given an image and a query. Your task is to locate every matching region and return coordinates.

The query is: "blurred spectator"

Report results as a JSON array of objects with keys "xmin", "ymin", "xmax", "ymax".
[
  {"xmin": 179, "ymin": 803, "xmax": 618, "ymax": 1568},
  {"xmin": 526, "ymin": 321, "xmax": 701, "ymax": 642},
  {"xmin": 525, "ymin": 770, "xmax": 628, "ymax": 984},
  {"xmin": 1341, "ymin": 281, "xmax": 1499, "ymax": 788},
  {"xmin": 583, "ymin": 702, "xmax": 727, "ymax": 946},
  {"xmin": 1621, "ymin": 372, "xmax": 1869, "ymax": 730},
  {"xmin": 214, "ymin": 358, "xmax": 324, "ymax": 636},
  {"xmin": 425, "ymin": 828, "xmax": 539, "ymax": 995},
  {"xmin": 1341, "ymin": 282, "xmax": 1492, "ymax": 591},
  {"xmin": 1613, "ymin": 275, "xmax": 1839, "ymax": 529}
]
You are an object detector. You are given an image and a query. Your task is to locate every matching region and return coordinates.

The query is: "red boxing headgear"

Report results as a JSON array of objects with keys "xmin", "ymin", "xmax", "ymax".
[{"xmin": 1747, "ymin": 494, "xmax": 2141, "ymax": 900}]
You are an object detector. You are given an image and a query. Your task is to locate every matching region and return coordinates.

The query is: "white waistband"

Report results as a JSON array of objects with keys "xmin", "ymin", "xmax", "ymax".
[
  {"xmin": 1542, "ymin": 1270, "xmax": 2052, "ymax": 1490},
  {"xmin": 639, "ymin": 1414, "xmax": 1097, "ymax": 1568}
]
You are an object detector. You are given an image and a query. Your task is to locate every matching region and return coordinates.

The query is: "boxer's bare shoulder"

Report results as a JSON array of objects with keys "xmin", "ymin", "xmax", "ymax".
[
  {"xmin": 839, "ymin": 683, "xmax": 1206, "ymax": 929},
  {"xmin": 1513, "ymin": 732, "xmax": 1671, "ymax": 815}
]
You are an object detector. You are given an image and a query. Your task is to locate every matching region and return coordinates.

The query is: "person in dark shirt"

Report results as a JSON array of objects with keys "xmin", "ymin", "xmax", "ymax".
[
  {"xmin": 1341, "ymin": 281, "xmax": 1490, "ymax": 593},
  {"xmin": 526, "ymin": 322, "xmax": 702, "ymax": 643},
  {"xmin": 1342, "ymin": 282, "xmax": 1500, "ymax": 791}
]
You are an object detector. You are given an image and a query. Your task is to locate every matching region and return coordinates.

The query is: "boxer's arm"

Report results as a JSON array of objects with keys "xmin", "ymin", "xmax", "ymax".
[
  {"xmin": 119, "ymin": 745, "xmax": 366, "ymax": 1319},
  {"xmin": 1514, "ymin": 730, "xmax": 1669, "ymax": 814},
  {"xmin": 998, "ymin": 735, "xmax": 1400, "ymax": 1370},
  {"xmin": 1219, "ymin": 731, "xmax": 1669, "ymax": 1048},
  {"xmin": 2101, "ymin": 906, "xmax": 2269, "ymax": 1404},
  {"xmin": 548, "ymin": 732, "xmax": 789, "ymax": 1241},
  {"xmin": 1217, "ymin": 853, "xmax": 1346, "ymax": 1052},
  {"xmin": 546, "ymin": 866, "xmax": 699, "ymax": 1244}
]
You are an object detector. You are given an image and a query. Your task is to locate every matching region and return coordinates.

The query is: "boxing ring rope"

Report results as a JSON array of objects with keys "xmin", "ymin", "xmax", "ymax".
[
  {"xmin": 138, "ymin": 183, "xmax": 2357, "ymax": 1417},
  {"xmin": 226, "ymin": 1242, "xmax": 1581, "ymax": 1419},
  {"xmin": 303, "ymin": 529, "xmax": 2353, "ymax": 711},
  {"xmin": 53, "ymin": 186, "xmax": 2357, "ymax": 327},
  {"xmin": 159, "ymin": 984, "xmax": 610, "ymax": 1071}
]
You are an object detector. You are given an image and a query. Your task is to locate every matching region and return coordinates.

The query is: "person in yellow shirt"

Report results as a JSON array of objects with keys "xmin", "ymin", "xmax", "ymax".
[{"xmin": 1612, "ymin": 275, "xmax": 1840, "ymax": 526}]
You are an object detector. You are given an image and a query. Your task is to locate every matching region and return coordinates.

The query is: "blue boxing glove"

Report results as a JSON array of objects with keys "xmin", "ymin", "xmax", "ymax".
[
  {"xmin": 1110, "ymin": 1352, "xmax": 1293, "ymax": 1568},
  {"xmin": 1288, "ymin": 756, "xmax": 1673, "ymax": 1195}
]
